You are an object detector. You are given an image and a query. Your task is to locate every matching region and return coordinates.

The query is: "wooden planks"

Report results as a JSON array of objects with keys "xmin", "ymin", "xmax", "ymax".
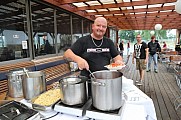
[
  {"xmin": 0, "ymin": 80, "xmax": 8, "ymax": 94},
  {"xmin": 122, "ymin": 55, "xmax": 181, "ymax": 120},
  {"xmin": 0, "ymin": 61, "xmax": 35, "ymax": 72}
]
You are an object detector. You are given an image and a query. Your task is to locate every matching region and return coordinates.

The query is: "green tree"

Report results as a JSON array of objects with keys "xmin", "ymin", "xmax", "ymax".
[
  {"xmin": 119, "ymin": 29, "xmax": 173, "ymax": 43},
  {"xmin": 119, "ymin": 30, "xmax": 135, "ymax": 42}
]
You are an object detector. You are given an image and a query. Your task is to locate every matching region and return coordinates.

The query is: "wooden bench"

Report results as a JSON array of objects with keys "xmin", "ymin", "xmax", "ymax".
[
  {"xmin": 160, "ymin": 51, "xmax": 178, "ymax": 62},
  {"xmin": 167, "ymin": 55, "xmax": 181, "ymax": 72}
]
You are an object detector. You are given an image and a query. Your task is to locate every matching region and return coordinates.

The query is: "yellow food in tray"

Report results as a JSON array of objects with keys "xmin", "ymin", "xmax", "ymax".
[{"xmin": 33, "ymin": 89, "xmax": 62, "ymax": 106}]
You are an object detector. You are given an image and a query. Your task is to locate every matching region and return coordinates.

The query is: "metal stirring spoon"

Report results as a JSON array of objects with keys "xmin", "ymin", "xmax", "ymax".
[
  {"xmin": 23, "ymin": 68, "xmax": 29, "ymax": 78},
  {"xmin": 88, "ymin": 69, "xmax": 96, "ymax": 79}
]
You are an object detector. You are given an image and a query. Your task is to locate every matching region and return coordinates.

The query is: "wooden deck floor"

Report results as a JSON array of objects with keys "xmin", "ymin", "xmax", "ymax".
[{"xmin": 122, "ymin": 55, "xmax": 181, "ymax": 120}]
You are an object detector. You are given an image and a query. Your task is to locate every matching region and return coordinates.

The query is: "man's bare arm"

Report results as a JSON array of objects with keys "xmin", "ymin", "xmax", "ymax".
[{"xmin": 64, "ymin": 49, "xmax": 89, "ymax": 70}]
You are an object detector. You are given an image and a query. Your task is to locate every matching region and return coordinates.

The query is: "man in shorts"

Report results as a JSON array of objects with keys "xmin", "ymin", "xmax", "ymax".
[{"xmin": 132, "ymin": 34, "xmax": 148, "ymax": 86}]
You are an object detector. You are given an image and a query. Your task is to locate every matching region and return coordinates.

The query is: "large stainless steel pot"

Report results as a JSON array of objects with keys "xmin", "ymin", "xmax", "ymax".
[
  {"xmin": 22, "ymin": 71, "xmax": 46, "ymax": 100},
  {"xmin": 91, "ymin": 70, "xmax": 123, "ymax": 111},
  {"xmin": 59, "ymin": 77, "xmax": 87, "ymax": 105},
  {"xmin": 7, "ymin": 69, "xmax": 28, "ymax": 98}
]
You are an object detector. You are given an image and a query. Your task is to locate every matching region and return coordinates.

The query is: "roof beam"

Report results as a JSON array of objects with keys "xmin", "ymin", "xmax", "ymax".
[
  {"xmin": 104, "ymin": 11, "xmax": 179, "ymax": 19},
  {"xmin": 54, "ymin": 0, "xmax": 90, "ymax": 4},
  {"xmin": 86, "ymin": 5, "xmax": 175, "ymax": 16},
  {"xmin": 76, "ymin": 0, "xmax": 176, "ymax": 11},
  {"xmin": 43, "ymin": 0, "xmax": 95, "ymax": 21},
  {"xmin": 1, "ymin": 0, "xmax": 17, "ymax": 5}
]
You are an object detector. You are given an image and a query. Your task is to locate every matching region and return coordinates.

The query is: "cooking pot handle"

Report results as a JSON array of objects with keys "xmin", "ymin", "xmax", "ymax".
[
  {"xmin": 92, "ymin": 81, "xmax": 106, "ymax": 86},
  {"xmin": 59, "ymin": 78, "xmax": 68, "ymax": 87},
  {"xmin": 62, "ymin": 83, "xmax": 68, "ymax": 88}
]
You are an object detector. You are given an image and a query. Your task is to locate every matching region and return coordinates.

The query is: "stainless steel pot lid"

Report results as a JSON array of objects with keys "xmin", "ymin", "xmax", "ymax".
[
  {"xmin": 61, "ymin": 77, "xmax": 81, "ymax": 84},
  {"xmin": 8, "ymin": 69, "xmax": 29, "ymax": 75}
]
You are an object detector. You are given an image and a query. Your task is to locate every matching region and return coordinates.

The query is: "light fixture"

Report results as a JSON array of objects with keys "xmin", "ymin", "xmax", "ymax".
[
  {"xmin": 150, "ymin": 31, "xmax": 155, "ymax": 35},
  {"xmin": 175, "ymin": 0, "xmax": 181, "ymax": 14},
  {"xmin": 154, "ymin": 24, "xmax": 162, "ymax": 30}
]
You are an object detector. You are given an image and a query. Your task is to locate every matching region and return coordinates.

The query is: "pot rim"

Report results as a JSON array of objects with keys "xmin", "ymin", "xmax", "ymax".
[
  {"xmin": 90, "ymin": 70, "xmax": 123, "ymax": 80},
  {"xmin": 59, "ymin": 77, "xmax": 82, "ymax": 85}
]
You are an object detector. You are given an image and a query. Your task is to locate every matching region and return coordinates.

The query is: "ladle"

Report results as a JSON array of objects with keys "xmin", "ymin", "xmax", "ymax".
[
  {"xmin": 23, "ymin": 68, "xmax": 29, "ymax": 78},
  {"xmin": 88, "ymin": 69, "xmax": 96, "ymax": 79}
]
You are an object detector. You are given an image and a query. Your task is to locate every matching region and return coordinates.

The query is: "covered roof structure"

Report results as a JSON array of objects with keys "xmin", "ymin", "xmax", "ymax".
[{"xmin": 44, "ymin": 0, "xmax": 181, "ymax": 30}]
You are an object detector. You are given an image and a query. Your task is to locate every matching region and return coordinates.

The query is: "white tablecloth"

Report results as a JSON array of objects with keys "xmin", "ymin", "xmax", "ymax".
[
  {"xmin": 121, "ymin": 76, "xmax": 157, "ymax": 120},
  {"xmin": 21, "ymin": 76, "xmax": 157, "ymax": 120}
]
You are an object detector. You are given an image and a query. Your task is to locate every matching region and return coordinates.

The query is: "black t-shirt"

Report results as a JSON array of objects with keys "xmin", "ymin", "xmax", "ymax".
[
  {"xmin": 134, "ymin": 42, "xmax": 148, "ymax": 59},
  {"xmin": 148, "ymin": 41, "xmax": 161, "ymax": 55},
  {"xmin": 70, "ymin": 34, "xmax": 119, "ymax": 77}
]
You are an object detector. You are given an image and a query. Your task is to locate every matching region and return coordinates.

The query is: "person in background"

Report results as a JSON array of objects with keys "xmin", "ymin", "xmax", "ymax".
[
  {"xmin": 146, "ymin": 36, "xmax": 161, "ymax": 73},
  {"xmin": 162, "ymin": 41, "xmax": 167, "ymax": 50},
  {"xmin": 64, "ymin": 17, "xmax": 124, "ymax": 95},
  {"xmin": 132, "ymin": 34, "xmax": 148, "ymax": 86},
  {"xmin": 119, "ymin": 41, "xmax": 124, "ymax": 57},
  {"xmin": 44, "ymin": 40, "xmax": 52, "ymax": 54},
  {"xmin": 127, "ymin": 40, "xmax": 130, "ymax": 55}
]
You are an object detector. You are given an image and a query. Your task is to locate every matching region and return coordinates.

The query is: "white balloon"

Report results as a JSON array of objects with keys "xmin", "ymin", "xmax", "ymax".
[
  {"xmin": 175, "ymin": 0, "xmax": 181, "ymax": 14},
  {"xmin": 150, "ymin": 31, "xmax": 155, "ymax": 35},
  {"xmin": 154, "ymin": 24, "xmax": 162, "ymax": 30}
]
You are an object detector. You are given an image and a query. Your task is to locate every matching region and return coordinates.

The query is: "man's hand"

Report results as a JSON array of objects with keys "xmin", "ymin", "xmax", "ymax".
[
  {"xmin": 64, "ymin": 49, "xmax": 89, "ymax": 70},
  {"xmin": 77, "ymin": 57, "xmax": 89, "ymax": 70}
]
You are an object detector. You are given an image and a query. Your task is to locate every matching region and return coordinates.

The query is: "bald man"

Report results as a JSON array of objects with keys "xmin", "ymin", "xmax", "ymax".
[{"xmin": 64, "ymin": 17, "xmax": 124, "ymax": 77}]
